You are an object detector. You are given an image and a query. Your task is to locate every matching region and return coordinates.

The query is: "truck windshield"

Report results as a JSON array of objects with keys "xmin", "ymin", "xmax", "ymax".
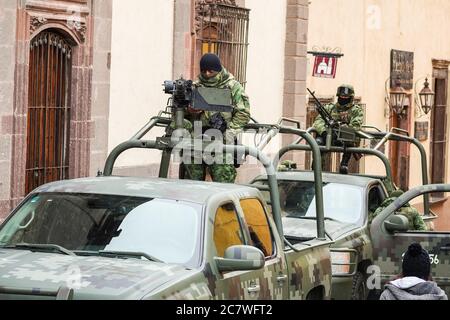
[
  {"xmin": 0, "ymin": 193, "xmax": 202, "ymax": 268},
  {"xmin": 278, "ymin": 181, "xmax": 365, "ymax": 225}
]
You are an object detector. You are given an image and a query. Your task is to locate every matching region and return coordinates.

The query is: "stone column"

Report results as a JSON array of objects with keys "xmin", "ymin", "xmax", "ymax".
[
  {"xmin": 90, "ymin": 0, "xmax": 112, "ymax": 176},
  {"xmin": 0, "ymin": 0, "xmax": 94, "ymax": 219},
  {"xmin": 173, "ymin": 0, "xmax": 195, "ymax": 79},
  {"xmin": 283, "ymin": 0, "xmax": 309, "ymax": 165},
  {"xmin": 68, "ymin": 1, "xmax": 93, "ymax": 180},
  {"xmin": 0, "ymin": 0, "xmax": 17, "ymax": 220}
]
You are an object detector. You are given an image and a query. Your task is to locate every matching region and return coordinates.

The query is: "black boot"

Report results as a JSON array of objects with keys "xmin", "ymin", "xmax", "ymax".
[
  {"xmin": 340, "ymin": 153, "xmax": 351, "ymax": 174},
  {"xmin": 339, "ymin": 165, "xmax": 348, "ymax": 174}
]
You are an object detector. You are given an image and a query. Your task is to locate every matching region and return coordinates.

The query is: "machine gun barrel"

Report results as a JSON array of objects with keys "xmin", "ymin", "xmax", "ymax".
[{"xmin": 307, "ymin": 88, "xmax": 335, "ymax": 128}]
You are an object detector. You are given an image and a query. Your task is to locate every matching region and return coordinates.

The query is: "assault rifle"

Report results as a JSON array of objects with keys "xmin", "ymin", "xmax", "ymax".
[{"xmin": 307, "ymin": 88, "xmax": 357, "ymax": 146}]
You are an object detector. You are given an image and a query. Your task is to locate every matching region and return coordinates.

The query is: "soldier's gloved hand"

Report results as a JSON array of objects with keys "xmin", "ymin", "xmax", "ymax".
[
  {"xmin": 209, "ymin": 113, "xmax": 227, "ymax": 133},
  {"xmin": 329, "ymin": 120, "xmax": 340, "ymax": 129},
  {"xmin": 315, "ymin": 132, "xmax": 327, "ymax": 146}
]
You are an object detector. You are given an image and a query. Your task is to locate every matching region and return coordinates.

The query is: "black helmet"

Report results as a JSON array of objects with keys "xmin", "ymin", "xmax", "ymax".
[{"xmin": 336, "ymin": 84, "xmax": 355, "ymax": 97}]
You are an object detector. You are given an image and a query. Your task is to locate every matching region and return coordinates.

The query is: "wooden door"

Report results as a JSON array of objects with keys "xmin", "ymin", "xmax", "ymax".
[
  {"xmin": 431, "ymin": 78, "xmax": 448, "ymax": 198},
  {"xmin": 25, "ymin": 31, "xmax": 72, "ymax": 194},
  {"xmin": 389, "ymin": 96, "xmax": 411, "ymax": 191}
]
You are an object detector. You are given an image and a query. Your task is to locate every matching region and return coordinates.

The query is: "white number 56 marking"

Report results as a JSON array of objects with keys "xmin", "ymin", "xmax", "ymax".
[{"xmin": 429, "ymin": 254, "xmax": 440, "ymax": 265}]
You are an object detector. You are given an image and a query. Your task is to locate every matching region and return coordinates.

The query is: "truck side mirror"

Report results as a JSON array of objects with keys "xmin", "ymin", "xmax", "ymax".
[
  {"xmin": 215, "ymin": 245, "xmax": 265, "ymax": 272},
  {"xmin": 384, "ymin": 214, "xmax": 409, "ymax": 233}
]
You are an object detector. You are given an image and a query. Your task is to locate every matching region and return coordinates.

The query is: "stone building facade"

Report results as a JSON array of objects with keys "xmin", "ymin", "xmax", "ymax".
[
  {"xmin": 307, "ymin": 0, "xmax": 450, "ymax": 229},
  {"xmin": 0, "ymin": 0, "xmax": 112, "ymax": 219},
  {"xmin": 0, "ymin": 0, "xmax": 310, "ymax": 219},
  {"xmin": 108, "ymin": 0, "xmax": 310, "ymax": 180}
]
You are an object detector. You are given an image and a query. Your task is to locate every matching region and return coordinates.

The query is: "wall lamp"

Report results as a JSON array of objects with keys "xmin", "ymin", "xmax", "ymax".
[
  {"xmin": 385, "ymin": 76, "xmax": 407, "ymax": 118},
  {"xmin": 414, "ymin": 77, "xmax": 435, "ymax": 116}
]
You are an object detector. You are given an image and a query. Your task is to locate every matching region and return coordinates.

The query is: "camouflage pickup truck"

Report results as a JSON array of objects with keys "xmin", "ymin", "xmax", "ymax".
[
  {"xmin": 0, "ymin": 84, "xmax": 334, "ymax": 300},
  {"xmin": 253, "ymin": 171, "xmax": 382, "ymax": 300},
  {"xmin": 0, "ymin": 176, "xmax": 331, "ymax": 300},
  {"xmin": 251, "ymin": 128, "xmax": 450, "ymax": 300},
  {"xmin": 0, "ymin": 128, "xmax": 333, "ymax": 300}
]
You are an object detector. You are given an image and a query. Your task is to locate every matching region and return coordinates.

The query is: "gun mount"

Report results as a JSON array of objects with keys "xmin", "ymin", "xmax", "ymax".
[{"xmin": 163, "ymin": 78, "xmax": 233, "ymax": 130}]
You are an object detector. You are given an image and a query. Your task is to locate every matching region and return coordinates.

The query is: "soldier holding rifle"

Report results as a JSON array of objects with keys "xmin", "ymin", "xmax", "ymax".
[{"xmin": 310, "ymin": 84, "xmax": 364, "ymax": 174}]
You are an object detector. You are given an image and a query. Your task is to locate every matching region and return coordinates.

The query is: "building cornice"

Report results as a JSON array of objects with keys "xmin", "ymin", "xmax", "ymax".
[
  {"xmin": 432, "ymin": 59, "xmax": 450, "ymax": 69},
  {"xmin": 26, "ymin": 0, "xmax": 89, "ymax": 42}
]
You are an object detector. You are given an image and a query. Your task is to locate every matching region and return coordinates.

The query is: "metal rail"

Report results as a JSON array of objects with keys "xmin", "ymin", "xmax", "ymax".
[
  {"xmin": 244, "ymin": 123, "xmax": 326, "ymax": 241},
  {"xmin": 363, "ymin": 128, "xmax": 430, "ymax": 215},
  {"xmin": 371, "ymin": 184, "xmax": 450, "ymax": 235},
  {"xmin": 103, "ymin": 140, "xmax": 286, "ymax": 240}
]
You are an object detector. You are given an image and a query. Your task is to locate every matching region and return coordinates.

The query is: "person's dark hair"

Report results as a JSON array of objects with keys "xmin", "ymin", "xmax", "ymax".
[
  {"xmin": 402, "ymin": 243, "xmax": 431, "ymax": 280},
  {"xmin": 200, "ymin": 53, "xmax": 222, "ymax": 73}
]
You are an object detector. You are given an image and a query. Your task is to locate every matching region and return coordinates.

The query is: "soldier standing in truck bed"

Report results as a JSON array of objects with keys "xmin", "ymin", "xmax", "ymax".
[{"xmin": 313, "ymin": 84, "xmax": 364, "ymax": 174}]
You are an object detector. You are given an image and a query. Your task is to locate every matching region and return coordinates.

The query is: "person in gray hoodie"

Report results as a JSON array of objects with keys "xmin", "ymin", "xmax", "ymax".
[{"xmin": 380, "ymin": 243, "xmax": 448, "ymax": 300}]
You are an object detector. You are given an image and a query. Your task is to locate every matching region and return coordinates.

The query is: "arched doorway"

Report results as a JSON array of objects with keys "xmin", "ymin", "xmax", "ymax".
[{"xmin": 25, "ymin": 31, "xmax": 73, "ymax": 193}]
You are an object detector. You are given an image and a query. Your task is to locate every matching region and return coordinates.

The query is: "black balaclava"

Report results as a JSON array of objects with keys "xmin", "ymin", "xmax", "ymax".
[
  {"xmin": 338, "ymin": 96, "xmax": 352, "ymax": 106},
  {"xmin": 200, "ymin": 53, "xmax": 223, "ymax": 73},
  {"xmin": 402, "ymin": 243, "xmax": 431, "ymax": 280}
]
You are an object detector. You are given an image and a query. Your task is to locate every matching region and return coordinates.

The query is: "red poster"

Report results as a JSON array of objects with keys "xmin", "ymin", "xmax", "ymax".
[{"xmin": 312, "ymin": 56, "xmax": 338, "ymax": 78}]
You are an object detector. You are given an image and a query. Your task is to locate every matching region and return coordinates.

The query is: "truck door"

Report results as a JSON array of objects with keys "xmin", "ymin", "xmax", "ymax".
[
  {"xmin": 238, "ymin": 198, "xmax": 289, "ymax": 300},
  {"xmin": 372, "ymin": 231, "xmax": 450, "ymax": 295},
  {"xmin": 371, "ymin": 190, "xmax": 450, "ymax": 295}
]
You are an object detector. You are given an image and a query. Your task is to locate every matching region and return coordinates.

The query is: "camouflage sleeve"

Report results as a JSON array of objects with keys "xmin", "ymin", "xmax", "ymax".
[
  {"xmin": 229, "ymin": 81, "xmax": 250, "ymax": 130},
  {"xmin": 313, "ymin": 114, "xmax": 326, "ymax": 136},
  {"xmin": 370, "ymin": 206, "xmax": 383, "ymax": 224},
  {"xmin": 413, "ymin": 212, "xmax": 428, "ymax": 231},
  {"xmin": 313, "ymin": 104, "xmax": 333, "ymax": 135},
  {"xmin": 349, "ymin": 104, "xmax": 364, "ymax": 131}
]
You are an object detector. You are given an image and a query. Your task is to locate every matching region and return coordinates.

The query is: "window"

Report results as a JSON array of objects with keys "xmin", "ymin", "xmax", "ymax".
[
  {"xmin": 275, "ymin": 181, "xmax": 366, "ymax": 226},
  {"xmin": 195, "ymin": 3, "xmax": 250, "ymax": 86},
  {"xmin": 304, "ymin": 184, "xmax": 365, "ymax": 225},
  {"xmin": 240, "ymin": 199, "xmax": 274, "ymax": 257},
  {"xmin": 368, "ymin": 186, "xmax": 384, "ymax": 214},
  {"xmin": 0, "ymin": 193, "xmax": 203, "ymax": 268},
  {"xmin": 213, "ymin": 203, "xmax": 244, "ymax": 257},
  {"xmin": 26, "ymin": 31, "xmax": 73, "ymax": 193}
]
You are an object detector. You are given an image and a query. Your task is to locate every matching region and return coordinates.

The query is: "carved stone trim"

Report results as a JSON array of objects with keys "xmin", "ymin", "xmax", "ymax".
[
  {"xmin": 27, "ymin": 0, "xmax": 89, "ymax": 42},
  {"xmin": 29, "ymin": 16, "xmax": 87, "ymax": 42},
  {"xmin": 30, "ymin": 16, "xmax": 48, "ymax": 33},
  {"xmin": 66, "ymin": 20, "xmax": 87, "ymax": 41},
  {"xmin": 195, "ymin": 0, "xmax": 237, "ymax": 34}
]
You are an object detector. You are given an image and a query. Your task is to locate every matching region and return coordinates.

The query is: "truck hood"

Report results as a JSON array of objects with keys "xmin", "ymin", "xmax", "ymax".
[
  {"xmin": 0, "ymin": 249, "xmax": 194, "ymax": 300},
  {"xmin": 282, "ymin": 217, "xmax": 358, "ymax": 240}
]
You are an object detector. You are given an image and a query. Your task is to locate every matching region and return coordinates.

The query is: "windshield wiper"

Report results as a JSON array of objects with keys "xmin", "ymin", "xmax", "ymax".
[
  {"xmin": 1, "ymin": 243, "xmax": 75, "ymax": 256},
  {"xmin": 286, "ymin": 215, "xmax": 341, "ymax": 223},
  {"xmin": 283, "ymin": 216, "xmax": 335, "ymax": 240},
  {"xmin": 285, "ymin": 215, "xmax": 314, "ymax": 219},
  {"xmin": 97, "ymin": 250, "xmax": 164, "ymax": 263},
  {"xmin": 324, "ymin": 217, "xmax": 341, "ymax": 223}
]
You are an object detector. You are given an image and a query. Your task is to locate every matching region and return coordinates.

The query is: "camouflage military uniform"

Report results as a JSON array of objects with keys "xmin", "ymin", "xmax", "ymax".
[
  {"xmin": 278, "ymin": 160, "xmax": 297, "ymax": 171},
  {"xmin": 313, "ymin": 102, "xmax": 364, "ymax": 137},
  {"xmin": 312, "ymin": 84, "xmax": 364, "ymax": 174},
  {"xmin": 183, "ymin": 68, "xmax": 251, "ymax": 183},
  {"xmin": 369, "ymin": 191, "xmax": 427, "ymax": 231}
]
